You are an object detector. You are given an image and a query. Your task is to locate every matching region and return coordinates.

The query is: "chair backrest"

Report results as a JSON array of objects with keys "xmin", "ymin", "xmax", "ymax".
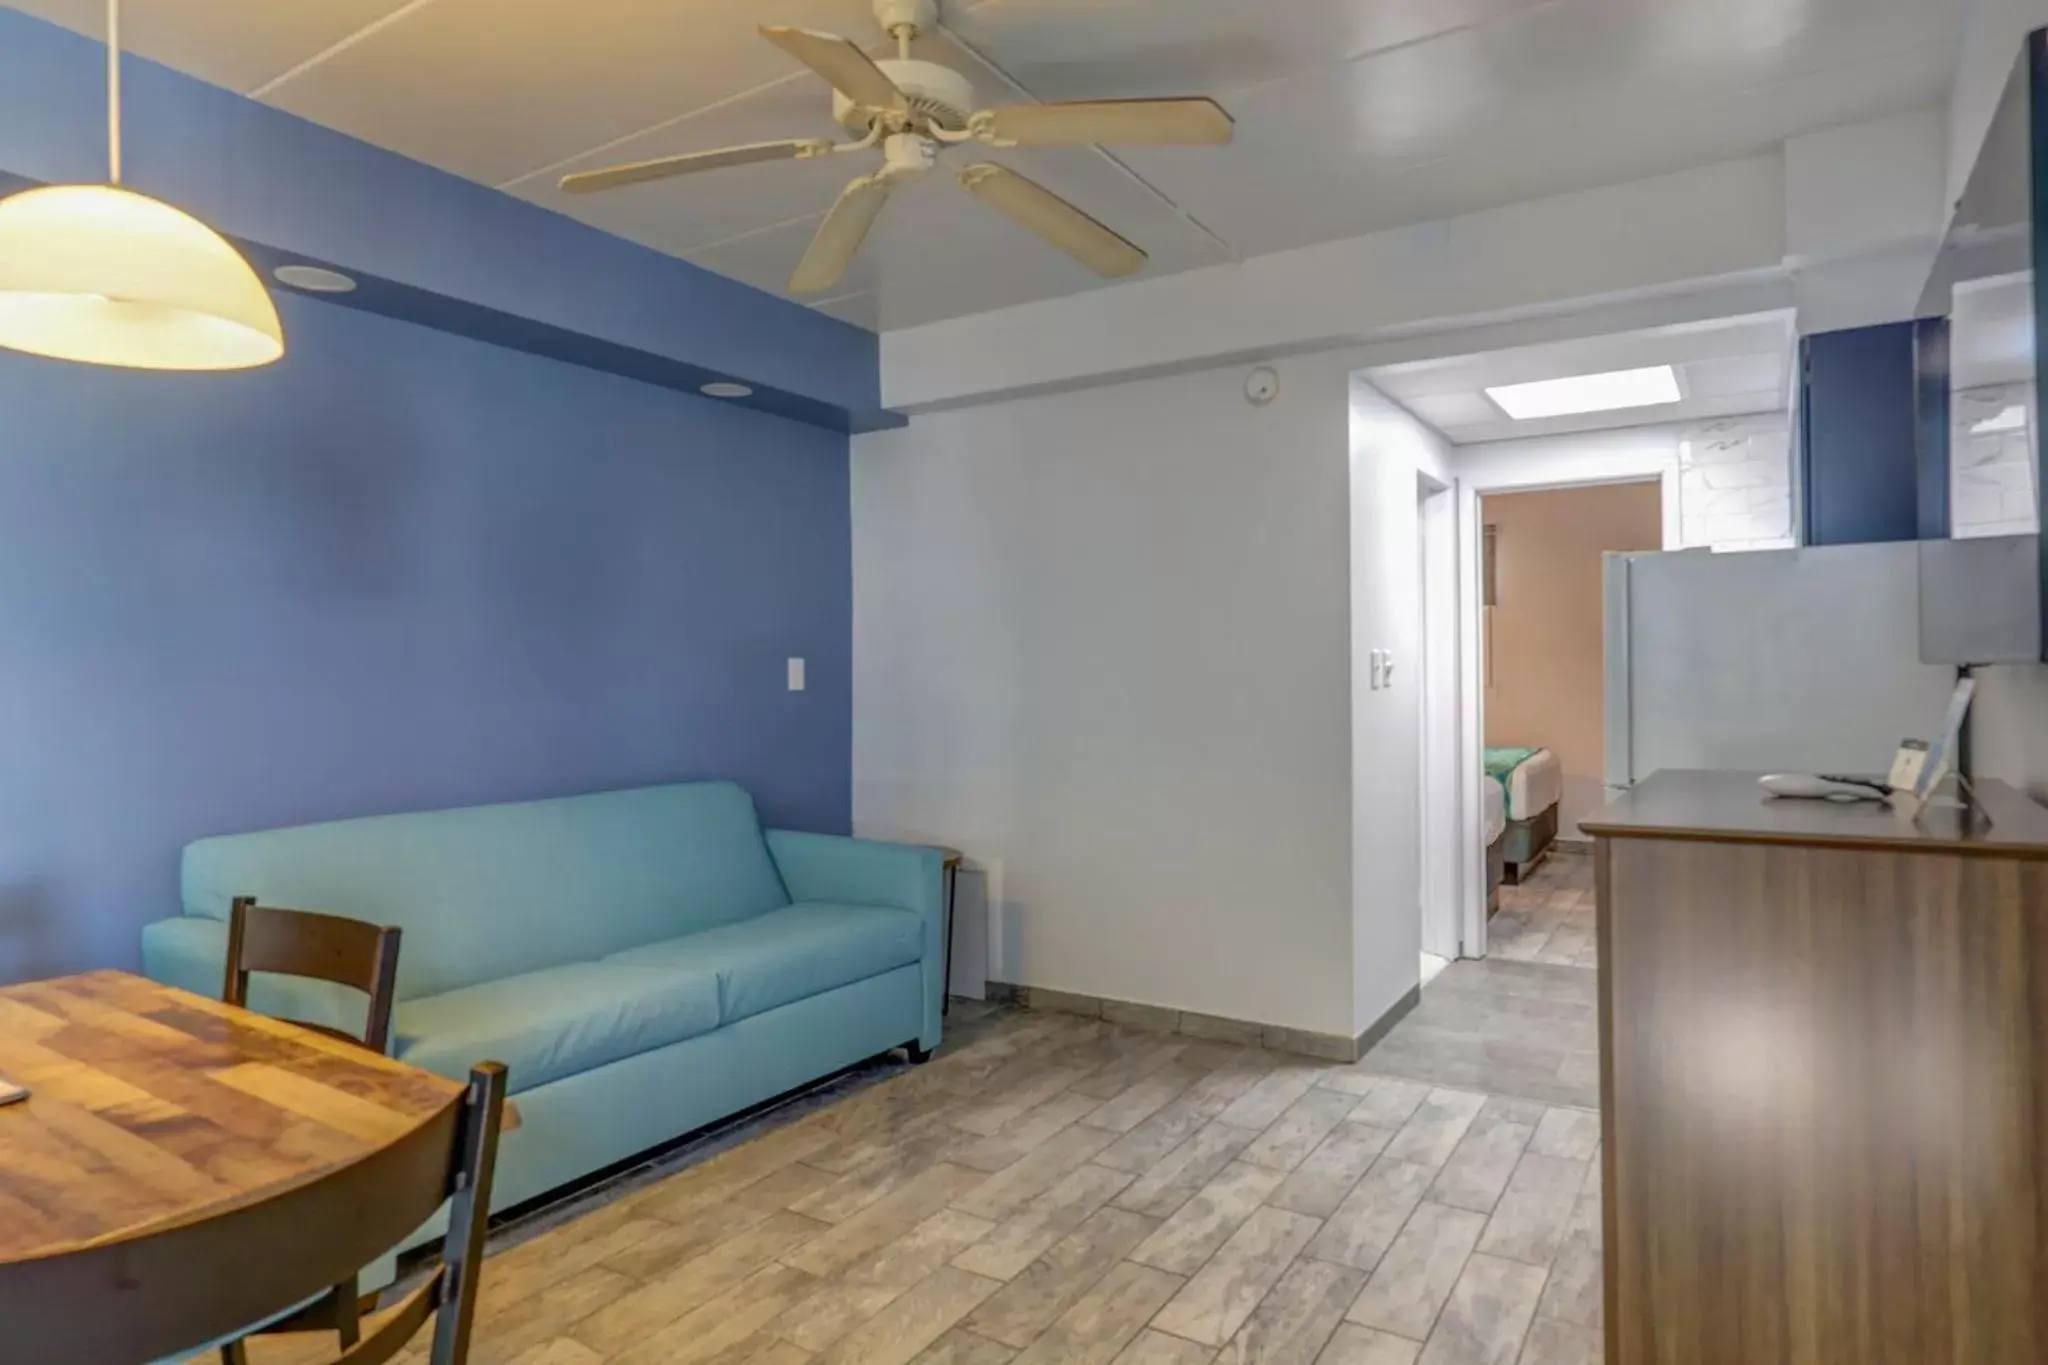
[
  {"xmin": 225, "ymin": 897, "xmax": 403, "ymax": 1052},
  {"xmin": 2, "ymin": 1061, "xmax": 507, "ymax": 1365}
]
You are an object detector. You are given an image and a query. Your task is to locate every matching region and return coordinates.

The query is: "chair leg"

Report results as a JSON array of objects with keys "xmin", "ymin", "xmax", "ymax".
[
  {"xmin": 334, "ymin": 1274, "xmax": 362, "ymax": 1348},
  {"xmin": 220, "ymin": 1343, "xmax": 249, "ymax": 1365},
  {"xmin": 904, "ymin": 1040, "xmax": 933, "ymax": 1064}
]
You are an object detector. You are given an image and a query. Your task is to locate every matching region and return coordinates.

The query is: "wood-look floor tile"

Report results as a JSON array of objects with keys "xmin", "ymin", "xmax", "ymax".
[
  {"xmin": 1009, "ymin": 1259, "xmax": 1184, "ymax": 1365},
  {"xmin": 605, "ymin": 1198, "xmax": 772, "ymax": 1280},
  {"xmin": 953, "ymin": 1163, "xmax": 1134, "ymax": 1280},
  {"xmin": 1344, "ymin": 1202, "xmax": 1486, "ymax": 1341},
  {"xmin": 1128, "ymin": 1161, "xmax": 1287, "ymax": 1275},
  {"xmin": 703, "ymin": 1336, "xmax": 815, "ymax": 1365},
  {"xmin": 965, "ymin": 1205, "xmax": 1160, "ymax": 1347},
  {"xmin": 1413, "ymin": 1254, "xmax": 1546, "ymax": 1365},
  {"xmin": 953, "ymin": 1066, "xmax": 1095, "ymax": 1138},
  {"xmin": 575, "ymin": 1211, "xmax": 828, "ymax": 1356},
  {"xmin": 1305, "ymin": 1160, "xmax": 1435, "ymax": 1272},
  {"xmin": 790, "ymin": 1165, "xmax": 988, "ymax": 1277},
  {"xmin": 480, "ymin": 1212, "xmax": 668, "ymax": 1307},
  {"xmin": 1096, "ymin": 1095, "xmax": 1234, "ymax": 1175},
  {"xmin": 1071, "ymin": 1038, "xmax": 1192, "ymax": 1101},
  {"xmin": 1381, "ymin": 1091, "xmax": 1487, "ymax": 1170},
  {"xmin": 1114, "ymin": 1328, "xmax": 1218, "ymax": 1364},
  {"xmin": 1212, "ymin": 1254, "xmax": 1365, "ymax": 1365},
  {"xmin": 1532, "ymin": 1195, "xmax": 1601, "ymax": 1330},
  {"xmin": 954, "ymin": 1091, "xmax": 1104, "ymax": 1173},
  {"xmin": 954, "ymin": 1125, "xmax": 1118, "ymax": 1222},
  {"xmin": 1474, "ymin": 1155, "xmax": 1585, "ymax": 1268},
  {"xmin": 1215, "ymin": 1067, "xmax": 1320, "ymax": 1131},
  {"xmin": 1315, "ymin": 1324, "xmax": 1422, "ymax": 1364},
  {"xmin": 730, "ymin": 1162, "xmax": 848, "ymax": 1215},
  {"xmin": 1344, "ymin": 1080, "xmax": 1432, "ymax": 1131},
  {"xmin": 1241, "ymin": 1088, "xmax": 1361, "ymax": 1173},
  {"xmin": 1151, "ymin": 1205, "xmax": 1322, "ymax": 1345},
  {"xmin": 776, "ymin": 1208, "xmax": 997, "ymax": 1352},
  {"xmin": 1516, "ymin": 1319, "xmax": 1600, "ymax": 1365},
  {"xmin": 610, "ymin": 1261, "xmax": 820, "ymax": 1365},
  {"xmin": 1081, "ymin": 1064, "xmax": 1202, "ymax": 1134},
  {"xmin": 1267, "ymin": 1123, "xmax": 1395, "ymax": 1218},
  {"xmin": 500, "ymin": 1338, "xmax": 606, "ymax": 1365},
  {"xmin": 1525, "ymin": 1110, "xmax": 1599, "ymax": 1163},
  {"xmin": 1115, "ymin": 1122, "xmax": 1257, "ymax": 1218},
  {"xmin": 468, "ymin": 1264, "xmax": 636, "ymax": 1363},
  {"xmin": 639, "ymin": 1124, "xmax": 838, "ymax": 1215},
  {"xmin": 1426, "ymin": 1110, "xmax": 1535, "ymax": 1217},
  {"xmin": 817, "ymin": 1266, "xmax": 1004, "ymax": 1365},
  {"xmin": 908, "ymin": 1328, "xmax": 1018, "ymax": 1365}
]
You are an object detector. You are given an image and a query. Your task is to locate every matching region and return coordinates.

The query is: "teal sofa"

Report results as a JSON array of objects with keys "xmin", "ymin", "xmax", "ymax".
[{"xmin": 140, "ymin": 781, "xmax": 944, "ymax": 1256}]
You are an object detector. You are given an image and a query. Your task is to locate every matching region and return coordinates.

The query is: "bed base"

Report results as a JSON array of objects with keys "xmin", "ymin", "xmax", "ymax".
[
  {"xmin": 1501, "ymin": 804, "xmax": 1559, "ymax": 884},
  {"xmin": 1486, "ymin": 834, "xmax": 1508, "ymax": 916}
]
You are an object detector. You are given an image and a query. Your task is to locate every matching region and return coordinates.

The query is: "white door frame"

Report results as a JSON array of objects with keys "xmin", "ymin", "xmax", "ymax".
[
  {"xmin": 1416, "ymin": 471, "xmax": 1463, "ymax": 959},
  {"xmin": 1453, "ymin": 464, "xmax": 1681, "ymax": 958}
]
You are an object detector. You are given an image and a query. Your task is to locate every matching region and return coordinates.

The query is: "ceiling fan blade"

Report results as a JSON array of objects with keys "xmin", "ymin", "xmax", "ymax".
[
  {"xmin": 972, "ymin": 97, "xmax": 1235, "ymax": 148},
  {"xmin": 760, "ymin": 26, "xmax": 906, "ymax": 111},
  {"xmin": 957, "ymin": 164, "xmax": 1146, "ymax": 278},
  {"xmin": 791, "ymin": 173, "xmax": 893, "ymax": 294},
  {"xmin": 558, "ymin": 139, "xmax": 834, "ymax": 194}
]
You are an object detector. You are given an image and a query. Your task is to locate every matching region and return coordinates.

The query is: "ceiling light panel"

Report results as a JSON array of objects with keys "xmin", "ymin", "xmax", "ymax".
[{"xmin": 1486, "ymin": 366, "xmax": 1682, "ymax": 420}]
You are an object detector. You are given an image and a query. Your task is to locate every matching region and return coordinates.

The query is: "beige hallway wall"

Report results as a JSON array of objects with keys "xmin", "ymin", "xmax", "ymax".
[{"xmin": 1483, "ymin": 480, "xmax": 1663, "ymax": 836}]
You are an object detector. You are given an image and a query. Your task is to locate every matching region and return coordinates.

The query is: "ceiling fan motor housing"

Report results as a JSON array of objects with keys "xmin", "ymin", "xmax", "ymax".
[{"xmin": 835, "ymin": 59, "xmax": 977, "ymax": 134}]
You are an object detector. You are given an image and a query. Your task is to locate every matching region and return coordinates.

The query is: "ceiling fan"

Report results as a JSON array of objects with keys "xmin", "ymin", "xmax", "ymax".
[{"xmin": 558, "ymin": 0, "xmax": 1235, "ymax": 295}]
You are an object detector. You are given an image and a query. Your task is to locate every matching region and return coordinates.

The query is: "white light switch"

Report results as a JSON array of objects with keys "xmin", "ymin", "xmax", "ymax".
[
  {"xmin": 1369, "ymin": 649, "xmax": 1384, "ymax": 690},
  {"xmin": 1382, "ymin": 650, "xmax": 1396, "ymax": 687},
  {"xmin": 787, "ymin": 657, "xmax": 806, "ymax": 691}
]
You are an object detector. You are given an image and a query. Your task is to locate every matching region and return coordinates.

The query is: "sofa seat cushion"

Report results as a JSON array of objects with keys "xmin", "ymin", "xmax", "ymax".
[
  {"xmin": 604, "ymin": 902, "xmax": 923, "ymax": 1025},
  {"xmin": 393, "ymin": 961, "xmax": 720, "ymax": 1095}
]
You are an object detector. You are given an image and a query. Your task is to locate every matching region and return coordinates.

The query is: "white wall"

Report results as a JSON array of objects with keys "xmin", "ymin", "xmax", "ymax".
[
  {"xmin": 1448, "ymin": 417, "xmax": 1795, "ymax": 553},
  {"xmin": 1349, "ymin": 382, "xmax": 1454, "ymax": 1029},
  {"xmin": 1952, "ymin": 383, "xmax": 2041, "ymax": 537},
  {"xmin": 851, "ymin": 354, "xmax": 1363, "ymax": 1037}
]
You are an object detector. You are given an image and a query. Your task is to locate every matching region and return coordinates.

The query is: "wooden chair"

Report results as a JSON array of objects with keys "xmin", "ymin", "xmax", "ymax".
[
  {"xmin": 8, "ymin": 1060, "xmax": 506, "ymax": 1365},
  {"xmin": 222, "ymin": 896, "xmax": 403, "ymax": 1052},
  {"xmin": 220, "ymin": 897, "xmax": 404, "ymax": 1361}
]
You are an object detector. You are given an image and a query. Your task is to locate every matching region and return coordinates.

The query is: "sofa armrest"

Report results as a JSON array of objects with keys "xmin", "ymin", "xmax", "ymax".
[{"xmin": 764, "ymin": 830, "xmax": 946, "ymax": 1050}]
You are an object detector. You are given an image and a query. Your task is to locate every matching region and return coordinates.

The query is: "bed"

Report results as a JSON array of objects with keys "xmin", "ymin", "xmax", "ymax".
[
  {"xmin": 1485, "ymin": 746, "xmax": 1563, "ymax": 883},
  {"xmin": 1483, "ymin": 773, "xmax": 1508, "ymax": 915}
]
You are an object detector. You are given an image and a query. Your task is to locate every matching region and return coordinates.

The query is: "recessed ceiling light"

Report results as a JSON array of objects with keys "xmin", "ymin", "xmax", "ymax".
[
  {"xmin": 1486, "ymin": 365, "xmax": 1682, "ymax": 420},
  {"xmin": 273, "ymin": 264, "xmax": 357, "ymax": 293},
  {"xmin": 701, "ymin": 381, "xmax": 753, "ymax": 399},
  {"xmin": 1972, "ymin": 403, "xmax": 2028, "ymax": 435}
]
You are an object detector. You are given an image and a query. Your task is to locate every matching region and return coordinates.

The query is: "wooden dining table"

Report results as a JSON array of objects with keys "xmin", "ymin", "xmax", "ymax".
[{"xmin": 0, "ymin": 969, "xmax": 497, "ymax": 1361}]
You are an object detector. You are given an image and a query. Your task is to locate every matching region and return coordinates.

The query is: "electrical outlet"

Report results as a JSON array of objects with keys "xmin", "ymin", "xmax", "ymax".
[{"xmin": 787, "ymin": 658, "xmax": 806, "ymax": 691}]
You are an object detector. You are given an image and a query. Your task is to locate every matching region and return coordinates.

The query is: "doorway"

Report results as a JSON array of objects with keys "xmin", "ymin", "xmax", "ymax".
[{"xmin": 1474, "ymin": 479, "xmax": 1661, "ymax": 958}]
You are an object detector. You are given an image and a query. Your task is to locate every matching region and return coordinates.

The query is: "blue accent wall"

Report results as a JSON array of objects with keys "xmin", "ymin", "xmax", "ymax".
[{"xmin": 0, "ymin": 295, "xmax": 852, "ymax": 983}]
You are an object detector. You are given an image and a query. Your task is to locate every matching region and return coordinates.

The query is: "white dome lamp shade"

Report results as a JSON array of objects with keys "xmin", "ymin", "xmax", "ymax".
[{"xmin": 0, "ymin": 0, "xmax": 282, "ymax": 371}]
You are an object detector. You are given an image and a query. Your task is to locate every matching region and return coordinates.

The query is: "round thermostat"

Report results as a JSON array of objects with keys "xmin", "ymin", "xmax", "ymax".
[{"xmin": 1245, "ymin": 366, "xmax": 1280, "ymax": 406}]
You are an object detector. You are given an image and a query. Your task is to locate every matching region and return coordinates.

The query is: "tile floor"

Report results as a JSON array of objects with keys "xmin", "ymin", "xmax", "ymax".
[{"xmin": 226, "ymin": 848, "xmax": 1605, "ymax": 1365}]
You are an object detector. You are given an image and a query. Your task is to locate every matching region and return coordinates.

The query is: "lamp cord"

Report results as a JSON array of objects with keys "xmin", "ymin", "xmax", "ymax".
[{"xmin": 107, "ymin": 0, "xmax": 121, "ymax": 184}]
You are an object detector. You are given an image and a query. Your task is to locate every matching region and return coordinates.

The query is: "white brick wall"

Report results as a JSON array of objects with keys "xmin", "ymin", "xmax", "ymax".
[
  {"xmin": 1952, "ymin": 384, "xmax": 2039, "ymax": 539},
  {"xmin": 1678, "ymin": 415, "xmax": 1795, "ymax": 552}
]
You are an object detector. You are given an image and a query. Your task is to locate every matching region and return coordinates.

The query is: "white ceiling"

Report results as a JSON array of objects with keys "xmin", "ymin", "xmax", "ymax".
[
  {"xmin": 15, "ymin": 0, "xmax": 1970, "ymax": 332},
  {"xmin": 1365, "ymin": 313, "xmax": 1795, "ymax": 444}
]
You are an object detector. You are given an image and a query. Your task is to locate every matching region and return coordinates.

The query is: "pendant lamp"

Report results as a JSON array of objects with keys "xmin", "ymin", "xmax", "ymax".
[{"xmin": 0, "ymin": 0, "xmax": 283, "ymax": 370}]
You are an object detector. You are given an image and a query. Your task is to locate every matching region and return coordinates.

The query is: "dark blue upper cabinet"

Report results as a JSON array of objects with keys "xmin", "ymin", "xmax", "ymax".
[{"xmin": 1798, "ymin": 319, "xmax": 1948, "ymax": 547}]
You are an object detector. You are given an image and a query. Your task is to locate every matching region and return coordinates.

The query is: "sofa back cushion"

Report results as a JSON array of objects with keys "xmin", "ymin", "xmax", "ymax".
[{"xmin": 180, "ymin": 781, "xmax": 790, "ymax": 1000}]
